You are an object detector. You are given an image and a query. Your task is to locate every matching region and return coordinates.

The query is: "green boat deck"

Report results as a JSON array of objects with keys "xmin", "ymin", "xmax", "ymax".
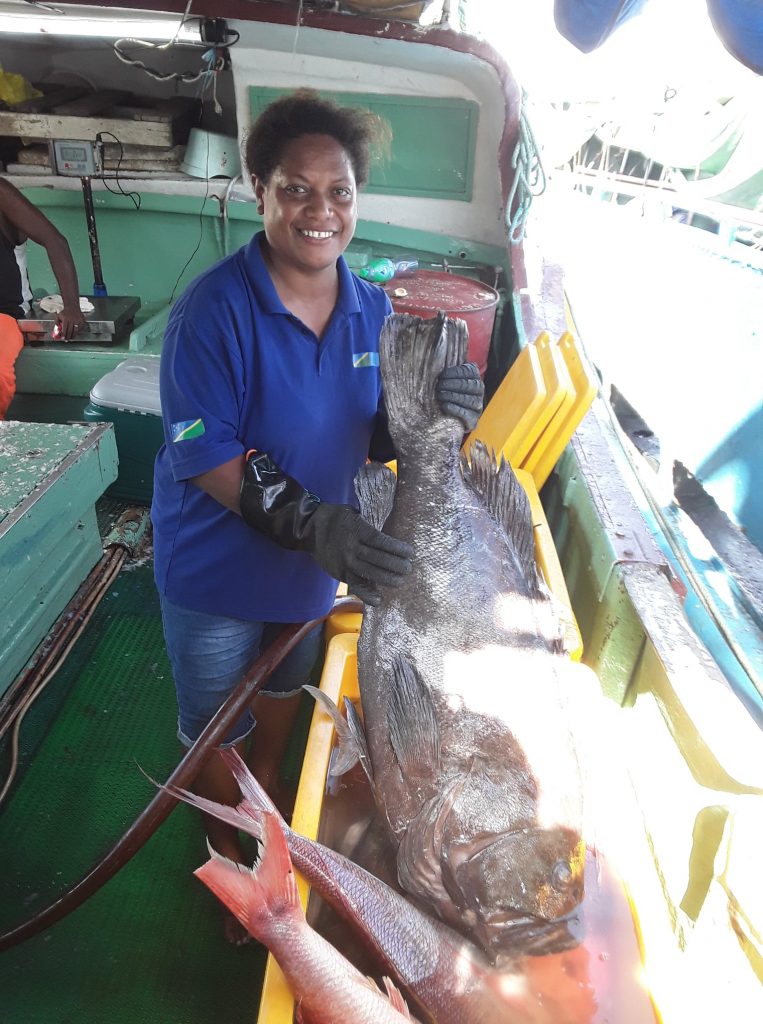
[{"xmin": 0, "ymin": 535, "xmax": 311, "ymax": 1023}]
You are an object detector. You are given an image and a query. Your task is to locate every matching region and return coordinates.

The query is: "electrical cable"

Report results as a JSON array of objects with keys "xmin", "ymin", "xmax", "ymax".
[
  {"xmin": 112, "ymin": 0, "xmax": 239, "ymax": 84},
  {"xmin": 95, "ymin": 131, "xmax": 141, "ymax": 210},
  {"xmin": 168, "ymin": 125, "xmax": 210, "ymax": 305}
]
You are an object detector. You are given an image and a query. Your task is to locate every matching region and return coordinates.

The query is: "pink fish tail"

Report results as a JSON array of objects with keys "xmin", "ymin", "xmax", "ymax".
[{"xmin": 194, "ymin": 811, "xmax": 303, "ymax": 944}]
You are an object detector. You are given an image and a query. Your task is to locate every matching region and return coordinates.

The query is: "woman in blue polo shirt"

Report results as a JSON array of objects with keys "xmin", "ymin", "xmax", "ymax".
[{"xmin": 152, "ymin": 89, "xmax": 483, "ymax": 941}]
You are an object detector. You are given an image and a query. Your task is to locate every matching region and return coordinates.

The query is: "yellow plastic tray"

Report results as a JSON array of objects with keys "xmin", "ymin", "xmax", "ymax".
[
  {"xmin": 521, "ymin": 331, "xmax": 597, "ymax": 490},
  {"xmin": 463, "ymin": 337, "xmax": 549, "ymax": 465}
]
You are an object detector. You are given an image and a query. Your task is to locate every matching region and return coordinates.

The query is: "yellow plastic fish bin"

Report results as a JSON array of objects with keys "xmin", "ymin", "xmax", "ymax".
[
  {"xmin": 256, "ymin": 632, "xmax": 360, "ymax": 1024},
  {"xmin": 514, "ymin": 467, "xmax": 583, "ymax": 660}
]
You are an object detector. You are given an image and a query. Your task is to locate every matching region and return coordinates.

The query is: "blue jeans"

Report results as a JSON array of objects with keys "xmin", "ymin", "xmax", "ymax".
[{"xmin": 159, "ymin": 595, "xmax": 325, "ymax": 748}]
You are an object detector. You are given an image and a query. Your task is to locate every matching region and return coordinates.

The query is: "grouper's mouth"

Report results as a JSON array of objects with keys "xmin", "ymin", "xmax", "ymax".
[{"xmin": 481, "ymin": 908, "xmax": 581, "ymax": 959}]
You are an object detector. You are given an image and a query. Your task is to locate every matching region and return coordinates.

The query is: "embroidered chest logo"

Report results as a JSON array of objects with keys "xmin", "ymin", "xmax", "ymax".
[{"xmin": 352, "ymin": 352, "xmax": 379, "ymax": 368}]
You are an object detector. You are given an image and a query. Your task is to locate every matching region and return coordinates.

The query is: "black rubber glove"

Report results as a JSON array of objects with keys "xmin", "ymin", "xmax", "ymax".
[
  {"xmin": 240, "ymin": 451, "xmax": 413, "ymax": 607},
  {"xmin": 436, "ymin": 362, "xmax": 484, "ymax": 431}
]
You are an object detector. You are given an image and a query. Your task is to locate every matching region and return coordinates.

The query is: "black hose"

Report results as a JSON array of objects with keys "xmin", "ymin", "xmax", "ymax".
[{"xmin": 0, "ymin": 597, "xmax": 362, "ymax": 951}]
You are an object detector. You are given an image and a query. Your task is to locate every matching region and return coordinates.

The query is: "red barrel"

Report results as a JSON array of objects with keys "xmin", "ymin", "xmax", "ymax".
[{"xmin": 383, "ymin": 271, "xmax": 499, "ymax": 376}]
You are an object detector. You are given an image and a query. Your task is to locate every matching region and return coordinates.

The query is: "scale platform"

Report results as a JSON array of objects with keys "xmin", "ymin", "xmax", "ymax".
[{"xmin": 18, "ymin": 295, "xmax": 141, "ymax": 345}]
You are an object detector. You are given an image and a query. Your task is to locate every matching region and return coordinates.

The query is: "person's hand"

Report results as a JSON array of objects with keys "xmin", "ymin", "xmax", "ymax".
[
  {"xmin": 239, "ymin": 450, "xmax": 413, "ymax": 607},
  {"xmin": 436, "ymin": 362, "xmax": 484, "ymax": 431},
  {"xmin": 305, "ymin": 504, "xmax": 413, "ymax": 607},
  {"xmin": 57, "ymin": 306, "xmax": 86, "ymax": 341}
]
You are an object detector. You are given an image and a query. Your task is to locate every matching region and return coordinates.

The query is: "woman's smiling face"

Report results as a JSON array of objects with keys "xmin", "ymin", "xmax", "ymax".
[{"xmin": 254, "ymin": 133, "xmax": 358, "ymax": 275}]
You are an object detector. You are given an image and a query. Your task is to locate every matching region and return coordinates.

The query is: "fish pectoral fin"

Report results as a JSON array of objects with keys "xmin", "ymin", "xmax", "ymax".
[
  {"xmin": 343, "ymin": 696, "xmax": 376, "ymax": 793},
  {"xmin": 303, "ymin": 684, "xmax": 364, "ymax": 778},
  {"xmin": 386, "ymin": 658, "xmax": 441, "ymax": 777},
  {"xmin": 460, "ymin": 442, "xmax": 543, "ymax": 596},
  {"xmin": 354, "ymin": 460, "xmax": 397, "ymax": 530},
  {"xmin": 396, "ymin": 781, "xmax": 465, "ymax": 916}
]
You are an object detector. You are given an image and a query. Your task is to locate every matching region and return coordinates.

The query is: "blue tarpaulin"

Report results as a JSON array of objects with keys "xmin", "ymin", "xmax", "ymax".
[{"xmin": 554, "ymin": 0, "xmax": 763, "ymax": 74}]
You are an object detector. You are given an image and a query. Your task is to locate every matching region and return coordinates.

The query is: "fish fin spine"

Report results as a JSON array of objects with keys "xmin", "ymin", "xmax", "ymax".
[
  {"xmin": 382, "ymin": 976, "xmax": 413, "ymax": 1018},
  {"xmin": 461, "ymin": 441, "xmax": 543, "ymax": 594}
]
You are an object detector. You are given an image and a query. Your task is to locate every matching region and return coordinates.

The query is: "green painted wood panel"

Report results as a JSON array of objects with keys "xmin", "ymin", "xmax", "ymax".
[
  {"xmin": 248, "ymin": 88, "xmax": 478, "ymax": 201},
  {"xmin": 0, "ymin": 422, "xmax": 119, "ymax": 694}
]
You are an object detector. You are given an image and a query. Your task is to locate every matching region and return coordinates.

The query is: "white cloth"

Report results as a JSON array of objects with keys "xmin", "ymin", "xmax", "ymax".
[
  {"xmin": 14, "ymin": 243, "xmax": 32, "ymax": 314},
  {"xmin": 38, "ymin": 294, "xmax": 95, "ymax": 314}
]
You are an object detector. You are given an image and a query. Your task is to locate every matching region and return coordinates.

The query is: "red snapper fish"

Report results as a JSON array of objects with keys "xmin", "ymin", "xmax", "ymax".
[
  {"xmin": 194, "ymin": 806, "xmax": 416, "ymax": 1024},
  {"xmin": 166, "ymin": 750, "xmax": 595, "ymax": 1024}
]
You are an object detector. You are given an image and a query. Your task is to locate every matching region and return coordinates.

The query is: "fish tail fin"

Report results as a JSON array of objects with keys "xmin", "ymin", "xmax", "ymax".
[
  {"xmin": 354, "ymin": 461, "xmax": 397, "ymax": 530},
  {"xmin": 194, "ymin": 811, "xmax": 302, "ymax": 944},
  {"xmin": 380, "ymin": 312, "xmax": 468, "ymax": 439},
  {"xmin": 151, "ymin": 749, "xmax": 290, "ymax": 844},
  {"xmin": 219, "ymin": 748, "xmax": 281, "ymax": 817},
  {"xmin": 146, "ymin": 764, "xmax": 266, "ymax": 841}
]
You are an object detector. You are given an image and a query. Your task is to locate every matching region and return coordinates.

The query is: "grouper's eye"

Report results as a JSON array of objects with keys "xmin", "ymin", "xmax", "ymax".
[{"xmin": 552, "ymin": 860, "xmax": 573, "ymax": 889}]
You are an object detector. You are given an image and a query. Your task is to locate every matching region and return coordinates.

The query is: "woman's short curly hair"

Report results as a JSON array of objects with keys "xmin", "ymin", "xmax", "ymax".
[{"xmin": 245, "ymin": 88, "xmax": 389, "ymax": 188}]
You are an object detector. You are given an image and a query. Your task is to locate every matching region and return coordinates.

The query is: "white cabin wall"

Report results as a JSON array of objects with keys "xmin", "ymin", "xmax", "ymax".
[
  {"xmin": 1, "ymin": 15, "xmax": 510, "ymax": 248},
  {"xmin": 228, "ymin": 20, "xmax": 508, "ymax": 247}
]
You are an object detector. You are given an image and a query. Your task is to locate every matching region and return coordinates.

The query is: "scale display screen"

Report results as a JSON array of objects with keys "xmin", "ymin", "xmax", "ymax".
[{"xmin": 51, "ymin": 139, "xmax": 100, "ymax": 176}]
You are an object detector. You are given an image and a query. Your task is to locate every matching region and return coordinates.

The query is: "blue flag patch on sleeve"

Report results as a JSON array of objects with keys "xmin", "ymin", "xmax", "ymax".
[{"xmin": 171, "ymin": 418, "xmax": 205, "ymax": 442}]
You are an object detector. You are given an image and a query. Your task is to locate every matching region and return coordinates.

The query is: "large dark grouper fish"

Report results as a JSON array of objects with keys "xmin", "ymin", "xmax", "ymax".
[{"xmin": 345, "ymin": 312, "xmax": 587, "ymax": 961}]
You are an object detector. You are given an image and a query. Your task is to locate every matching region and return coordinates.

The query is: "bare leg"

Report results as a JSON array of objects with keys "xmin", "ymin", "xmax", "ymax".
[
  {"xmin": 191, "ymin": 738, "xmax": 251, "ymax": 945},
  {"xmin": 247, "ymin": 692, "xmax": 303, "ymax": 819}
]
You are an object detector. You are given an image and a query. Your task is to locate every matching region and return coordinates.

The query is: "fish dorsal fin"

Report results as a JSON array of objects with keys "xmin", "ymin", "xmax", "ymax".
[
  {"xmin": 380, "ymin": 312, "xmax": 468, "ymax": 433},
  {"xmin": 460, "ymin": 441, "xmax": 543, "ymax": 596},
  {"xmin": 386, "ymin": 658, "xmax": 441, "ymax": 776},
  {"xmin": 355, "ymin": 461, "xmax": 397, "ymax": 530},
  {"xmin": 381, "ymin": 977, "xmax": 413, "ymax": 1018}
]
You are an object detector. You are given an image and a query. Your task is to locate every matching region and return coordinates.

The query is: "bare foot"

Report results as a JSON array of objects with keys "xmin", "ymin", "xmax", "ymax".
[{"xmin": 222, "ymin": 909, "xmax": 252, "ymax": 947}]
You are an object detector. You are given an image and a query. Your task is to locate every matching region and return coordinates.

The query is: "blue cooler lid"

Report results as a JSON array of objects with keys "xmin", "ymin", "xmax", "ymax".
[{"xmin": 89, "ymin": 357, "xmax": 161, "ymax": 416}]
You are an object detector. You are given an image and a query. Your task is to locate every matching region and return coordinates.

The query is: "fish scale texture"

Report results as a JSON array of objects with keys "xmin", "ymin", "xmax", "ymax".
[{"xmin": 0, "ymin": 559, "xmax": 268, "ymax": 1024}]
